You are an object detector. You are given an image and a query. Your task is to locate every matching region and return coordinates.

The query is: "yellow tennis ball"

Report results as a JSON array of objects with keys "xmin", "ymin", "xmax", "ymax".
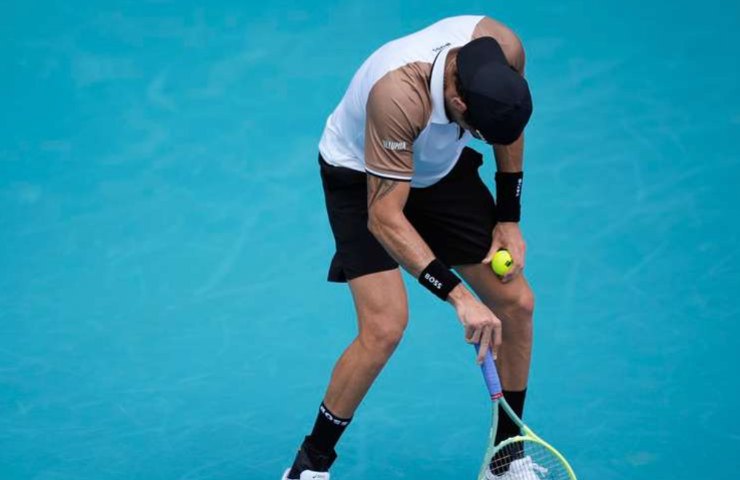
[{"xmin": 491, "ymin": 249, "xmax": 514, "ymax": 276}]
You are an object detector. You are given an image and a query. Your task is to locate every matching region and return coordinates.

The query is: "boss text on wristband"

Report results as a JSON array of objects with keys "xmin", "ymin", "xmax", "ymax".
[{"xmin": 418, "ymin": 259, "xmax": 462, "ymax": 301}]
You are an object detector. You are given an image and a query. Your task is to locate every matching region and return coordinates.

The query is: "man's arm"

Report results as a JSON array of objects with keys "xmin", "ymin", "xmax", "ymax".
[
  {"xmin": 484, "ymin": 134, "xmax": 526, "ymax": 282},
  {"xmin": 481, "ymin": 21, "xmax": 528, "ymax": 281},
  {"xmin": 366, "ymin": 174, "xmax": 502, "ymax": 361},
  {"xmin": 366, "ymin": 176, "xmax": 432, "ymax": 277},
  {"xmin": 366, "ymin": 175, "xmax": 459, "ymax": 296},
  {"xmin": 494, "ymin": 133, "xmax": 524, "ymax": 173}
]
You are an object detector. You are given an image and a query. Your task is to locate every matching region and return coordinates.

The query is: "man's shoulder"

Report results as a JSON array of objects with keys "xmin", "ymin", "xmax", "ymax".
[
  {"xmin": 370, "ymin": 62, "xmax": 432, "ymax": 100},
  {"xmin": 472, "ymin": 16, "xmax": 525, "ymax": 72},
  {"xmin": 366, "ymin": 62, "xmax": 433, "ymax": 133}
]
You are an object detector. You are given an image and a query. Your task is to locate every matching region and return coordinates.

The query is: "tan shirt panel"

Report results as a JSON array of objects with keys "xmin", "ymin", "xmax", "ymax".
[
  {"xmin": 472, "ymin": 16, "xmax": 526, "ymax": 73},
  {"xmin": 364, "ymin": 62, "xmax": 433, "ymax": 180}
]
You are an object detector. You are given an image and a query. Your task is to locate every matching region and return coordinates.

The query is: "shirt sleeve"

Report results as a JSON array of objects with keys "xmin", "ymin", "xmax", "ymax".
[{"xmin": 364, "ymin": 72, "xmax": 426, "ymax": 181}]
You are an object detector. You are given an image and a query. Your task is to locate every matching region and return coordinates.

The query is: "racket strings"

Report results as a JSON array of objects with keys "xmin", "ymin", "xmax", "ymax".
[{"xmin": 488, "ymin": 440, "xmax": 571, "ymax": 479}]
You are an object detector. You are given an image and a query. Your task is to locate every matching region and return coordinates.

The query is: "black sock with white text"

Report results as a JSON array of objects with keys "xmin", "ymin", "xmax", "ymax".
[
  {"xmin": 308, "ymin": 402, "xmax": 352, "ymax": 453},
  {"xmin": 491, "ymin": 389, "xmax": 527, "ymax": 475}
]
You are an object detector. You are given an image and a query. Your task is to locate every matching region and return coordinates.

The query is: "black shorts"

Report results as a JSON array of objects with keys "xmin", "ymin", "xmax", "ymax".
[{"xmin": 320, "ymin": 147, "xmax": 497, "ymax": 282}]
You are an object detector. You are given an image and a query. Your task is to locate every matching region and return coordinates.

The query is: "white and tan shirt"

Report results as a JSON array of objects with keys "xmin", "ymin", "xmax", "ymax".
[{"xmin": 318, "ymin": 15, "xmax": 511, "ymax": 187}]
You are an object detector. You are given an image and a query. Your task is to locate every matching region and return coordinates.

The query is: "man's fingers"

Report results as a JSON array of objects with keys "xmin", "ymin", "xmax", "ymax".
[
  {"xmin": 502, "ymin": 249, "xmax": 525, "ymax": 282},
  {"xmin": 493, "ymin": 320, "xmax": 503, "ymax": 352},
  {"xmin": 483, "ymin": 239, "xmax": 503, "ymax": 264},
  {"xmin": 502, "ymin": 265, "xmax": 521, "ymax": 283},
  {"xmin": 464, "ymin": 326, "xmax": 476, "ymax": 343},
  {"xmin": 517, "ymin": 254, "xmax": 526, "ymax": 272},
  {"xmin": 502, "ymin": 267, "xmax": 515, "ymax": 283},
  {"xmin": 509, "ymin": 247, "xmax": 523, "ymax": 269},
  {"xmin": 482, "ymin": 246, "xmax": 497, "ymax": 264},
  {"xmin": 515, "ymin": 252, "xmax": 525, "ymax": 271},
  {"xmin": 476, "ymin": 327, "xmax": 491, "ymax": 364},
  {"xmin": 467, "ymin": 327, "xmax": 482, "ymax": 346}
]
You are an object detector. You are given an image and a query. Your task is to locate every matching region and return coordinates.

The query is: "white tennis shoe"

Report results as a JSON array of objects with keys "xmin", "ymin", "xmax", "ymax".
[
  {"xmin": 486, "ymin": 456, "xmax": 549, "ymax": 479},
  {"xmin": 281, "ymin": 468, "xmax": 330, "ymax": 480}
]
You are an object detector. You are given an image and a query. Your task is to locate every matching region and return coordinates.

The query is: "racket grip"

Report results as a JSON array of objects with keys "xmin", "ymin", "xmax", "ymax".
[{"xmin": 475, "ymin": 344, "xmax": 503, "ymax": 399}]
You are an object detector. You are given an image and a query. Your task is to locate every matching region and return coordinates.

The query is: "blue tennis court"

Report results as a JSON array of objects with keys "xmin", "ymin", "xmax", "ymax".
[{"xmin": 2, "ymin": 1, "xmax": 739, "ymax": 479}]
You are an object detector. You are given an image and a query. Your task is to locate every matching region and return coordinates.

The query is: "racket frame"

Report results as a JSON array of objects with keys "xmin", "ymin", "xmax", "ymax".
[{"xmin": 475, "ymin": 346, "xmax": 577, "ymax": 480}]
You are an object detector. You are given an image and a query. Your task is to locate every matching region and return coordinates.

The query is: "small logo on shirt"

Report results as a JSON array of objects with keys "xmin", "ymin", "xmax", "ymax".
[
  {"xmin": 432, "ymin": 42, "xmax": 451, "ymax": 53},
  {"xmin": 382, "ymin": 140, "xmax": 407, "ymax": 151}
]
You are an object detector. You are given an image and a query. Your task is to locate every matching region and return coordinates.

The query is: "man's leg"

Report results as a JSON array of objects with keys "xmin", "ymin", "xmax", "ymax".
[
  {"xmin": 324, "ymin": 268, "xmax": 409, "ymax": 416},
  {"xmin": 454, "ymin": 263, "xmax": 533, "ymax": 471},
  {"xmin": 287, "ymin": 268, "xmax": 408, "ymax": 478},
  {"xmin": 454, "ymin": 264, "xmax": 534, "ymax": 390}
]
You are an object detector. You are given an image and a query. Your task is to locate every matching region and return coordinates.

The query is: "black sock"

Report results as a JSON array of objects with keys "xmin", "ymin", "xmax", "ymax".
[
  {"xmin": 491, "ymin": 389, "xmax": 527, "ymax": 475},
  {"xmin": 495, "ymin": 389, "xmax": 526, "ymax": 443},
  {"xmin": 288, "ymin": 403, "xmax": 352, "ymax": 478},
  {"xmin": 308, "ymin": 402, "xmax": 352, "ymax": 453}
]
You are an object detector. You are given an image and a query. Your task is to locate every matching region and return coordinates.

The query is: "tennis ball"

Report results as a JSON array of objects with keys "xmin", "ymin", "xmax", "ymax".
[{"xmin": 491, "ymin": 249, "xmax": 514, "ymax": 276}]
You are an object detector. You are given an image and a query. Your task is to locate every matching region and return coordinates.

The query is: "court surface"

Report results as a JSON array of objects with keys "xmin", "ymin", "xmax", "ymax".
[{"xmin": 2, "ymin": 1, "xmax": 739, "ymax": 479}]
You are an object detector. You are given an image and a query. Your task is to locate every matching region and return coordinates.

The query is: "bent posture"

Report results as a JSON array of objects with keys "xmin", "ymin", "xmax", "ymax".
[{"xmin": 283, "ymin": 14, "xmax": 535, "ymax": 479}]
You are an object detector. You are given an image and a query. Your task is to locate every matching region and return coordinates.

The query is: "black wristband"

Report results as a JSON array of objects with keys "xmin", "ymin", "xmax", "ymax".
[
  {"xmin": 418, "ymin": 259, "xmax": 461, "ymax": 301},
  {"xmin": 495, "ymin": 171, "xmax": 523, "ymax": 222}
]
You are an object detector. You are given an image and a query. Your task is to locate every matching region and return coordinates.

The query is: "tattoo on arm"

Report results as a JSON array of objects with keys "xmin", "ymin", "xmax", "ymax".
[
  {"xmin": 367, "ymin": 175, "xmax": 398, "ymax": 210},
  {"xmin": 365, "ymin": 173, "xmax": 435, "ymax": 277}
]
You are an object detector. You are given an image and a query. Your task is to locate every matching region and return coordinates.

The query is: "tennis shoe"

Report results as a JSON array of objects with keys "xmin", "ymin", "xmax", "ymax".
[
  {"xmin": 281, "ymin": 468, "xmax": 329, "ymax": 480},
  {"xmin": 282, "ymin": 437, "xmax": 335, "ymax": 480},
  {"xmin": 486, "ymin": 456, "xmax": 548, "ymax": 479}
]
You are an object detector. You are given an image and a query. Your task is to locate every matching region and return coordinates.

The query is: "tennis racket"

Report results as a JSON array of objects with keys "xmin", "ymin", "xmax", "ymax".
[{"xmin": 475, "ymin": 346, "xmax": 577, "ymax": 480}]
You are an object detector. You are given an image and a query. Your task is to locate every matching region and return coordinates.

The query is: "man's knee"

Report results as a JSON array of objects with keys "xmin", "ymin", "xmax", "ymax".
[
  {"xmin": 499, "ymin": 285, "xmax": 535, "ymax": 335},
  {"xmin": 358, "ymin": 307, "xmax": 408, "ymax": 356},
  {"xmin": 513, "ymin": 287, "xmax": 535, "ymax": 320}
]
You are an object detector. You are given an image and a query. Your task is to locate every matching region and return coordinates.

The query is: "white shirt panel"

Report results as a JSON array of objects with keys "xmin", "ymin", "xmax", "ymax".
[{"xmin": 318, "ymin": 15, "xmax": 482, "ymax": 187}]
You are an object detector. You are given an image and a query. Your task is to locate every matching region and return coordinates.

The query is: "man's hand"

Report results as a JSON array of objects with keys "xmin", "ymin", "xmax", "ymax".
[
  {"xmin": 482, "ymin": 222, "xmax": 526, "ymax": 283},
  {"xmin": 447, "ymin": 284, "xmax": 502, "ymax": 363}
]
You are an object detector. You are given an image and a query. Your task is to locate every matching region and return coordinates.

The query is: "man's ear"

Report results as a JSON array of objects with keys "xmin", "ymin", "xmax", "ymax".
[{"xmin": 449, "ymin": 95, "xmax": 468, "ymax": 116}]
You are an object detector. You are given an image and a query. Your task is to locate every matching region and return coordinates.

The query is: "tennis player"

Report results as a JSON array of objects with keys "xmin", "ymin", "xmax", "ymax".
[{"xmin": 282, "ymin": 15, "xmax": 534, "ymax": 479}]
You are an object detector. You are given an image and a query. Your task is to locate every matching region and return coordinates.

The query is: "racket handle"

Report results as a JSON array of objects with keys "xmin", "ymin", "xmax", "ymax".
[{"xmin": 475, "ymin": 344, "xmax": 503, "ymax": 399}]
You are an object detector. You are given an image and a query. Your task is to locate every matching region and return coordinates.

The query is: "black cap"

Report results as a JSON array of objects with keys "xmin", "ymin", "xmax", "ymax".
[{"xmin": 457, "ymin": 37, "xmax": 533, "ymax": 145}]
